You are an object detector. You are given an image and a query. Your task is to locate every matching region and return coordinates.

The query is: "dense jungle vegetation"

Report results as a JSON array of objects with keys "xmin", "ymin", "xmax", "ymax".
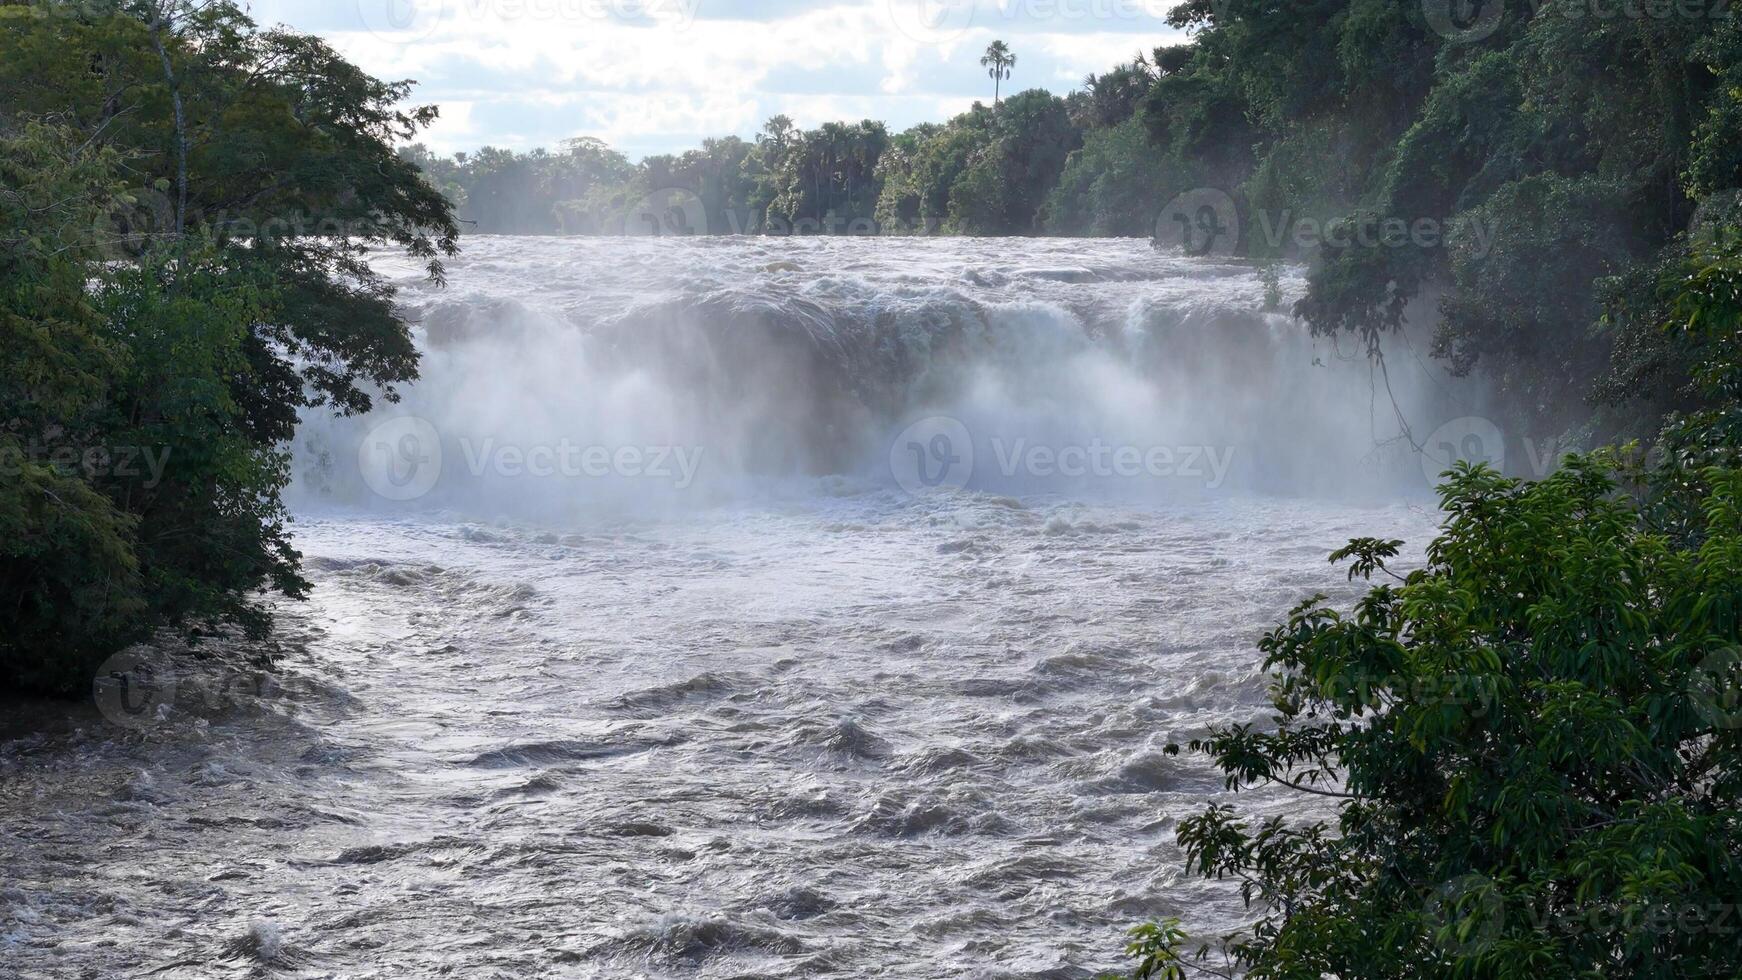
[
  {"xmin": 0, "ymin": 0, "xmax": 458, "ymax": 691},
  {"xmin": 1118, "ymin": 240, "xmax": 1742, "ymax": 975},
  {"xmin": 1105, "ymin": 7, "xmax": 1742, "ymax": 973}
]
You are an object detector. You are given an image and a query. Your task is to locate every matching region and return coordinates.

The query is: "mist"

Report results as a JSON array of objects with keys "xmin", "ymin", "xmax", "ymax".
[{"xmin": 289, "ymin": 235, "xmax": 1479, "ymax": 527}]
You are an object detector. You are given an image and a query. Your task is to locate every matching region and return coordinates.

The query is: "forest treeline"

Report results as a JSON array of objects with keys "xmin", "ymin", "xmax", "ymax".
[
  {"xmin": 1109, "ymin": 8, "xmax": 1742, "ymax": 975},
  {"xmin": 399, "ymin": 78, "xmax": 1134, "ymax": 238},
  {"xmin": 394, "ymin": 39, "xmax": 1172, "ymax": 238}
]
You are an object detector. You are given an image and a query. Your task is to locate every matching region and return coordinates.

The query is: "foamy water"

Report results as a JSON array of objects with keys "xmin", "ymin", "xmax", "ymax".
[{"xmin": 1, "ymin": 236, "xmax": 1456, "ymax": 978}]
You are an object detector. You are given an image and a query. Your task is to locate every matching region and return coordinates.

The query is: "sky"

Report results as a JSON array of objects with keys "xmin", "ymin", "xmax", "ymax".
[{"xmin": 244, "ymin": 0, "xmax": 1189, "ymax": 160}]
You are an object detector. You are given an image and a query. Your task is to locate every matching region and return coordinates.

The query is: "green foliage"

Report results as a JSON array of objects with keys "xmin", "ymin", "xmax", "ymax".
[
  {"xmin": 1435, "ymin": 175, "xmax": 1641, "ymax": 435},
  {"xmin": 875, "ymin": 113, "xmax": 991, "ymax": 232},
  {"xmin": 0, "ymin": 0, "xmax": 458, "ymax": 693},
  {"xmin": 1043, "ymin": 118, "xmax": 1164, "ymax": 236},
  {"xmin": 1684, "ymin": 26, "xmax": 1742, "ymax": 198},
  {"xmin": 406, "ymin": 118, "xmax": 891, "ymax": 235},
  {"xmin": 1139, "ymin": 2, "xmax": 1742, "ymax": 447},
  {"xmin": 94, "ymin": 256, "xmax": 306, "ymax": 636},
  {"xmin": 1068, "ymin": 55, "xmax": 1157, "ymax": 131},
  {"xmin": 1, "ymin": 121, "xmax": 148, "ymax": 691},
  {"xmin": 386, "ymin": 40, "xmax": 1164, "ymax": 240},
  {"xmin": 1111, "ymin": 240, "xmax": 1742, "ymax": 978},
  {"xmin": 418, "ymin": 91, "xmax": 1095, "ymax": 239},
  {"xmin": 313, "ymin": 0, "xmax": 1742, "ymax": 445},
  {"xmin": 958, "ymin": 90, "xmax": 1080, "ymax": 235},
  {"xmin": 766, "ymin": 120, "xmax": 890, "ymax": 232},
  {"xmin": 1136, "ymin": 455, "xmax": 1742, "ymax": 978},
  {"xmin": 1633, "ymin": 226, "xmax": 1742, "ymax": 542},
  {"xmin": 871, "ymin": 91, "xmax": 1082, "ymax": 236},
  {"xmin": 1123, "ymin": 920, "xmax": 1190, "ymax": 980},
  {"xmin": 981, "ymin": 39, "xmax": 1016, "ymax": 107},
  {"xmin": 1598, "ymin": 219, "xmax": 1742, "ymax": 482},
  {"xmin": 1259, "ymin": 261, "xmax": 1283, "ymax": 312}
]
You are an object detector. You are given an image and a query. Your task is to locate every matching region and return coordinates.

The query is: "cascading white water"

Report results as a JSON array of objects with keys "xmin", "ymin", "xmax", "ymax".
[
  {"xmin": 290, "ymin": 236, "xmax": 1464, "ymax": 520},
  {"xmin": 2, "ymin": 236, "xmax": 1473, "ymax": 979}
]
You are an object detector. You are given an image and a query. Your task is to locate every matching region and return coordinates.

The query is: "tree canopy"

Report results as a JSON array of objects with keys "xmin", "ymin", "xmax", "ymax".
[
  {"xmin": 1108, "ymin": 124, "xmax": 1742, "ymax": 980},
  {"xmin": 0, "ymin": 0, "xmax": 458, "ymax": 691}
]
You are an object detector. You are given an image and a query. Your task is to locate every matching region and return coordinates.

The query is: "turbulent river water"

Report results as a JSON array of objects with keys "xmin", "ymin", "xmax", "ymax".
[{"xmin": 1, "ymin": 237, "xmax": 1465, "ymax": 978}]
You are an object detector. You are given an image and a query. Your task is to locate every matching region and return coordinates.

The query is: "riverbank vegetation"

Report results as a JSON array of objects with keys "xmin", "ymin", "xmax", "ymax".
[
  {"xmin": 400, "ymin": 84, "xmax": 1092, "ymax": 239},
  {"xmin": 0, "ymin": 0, "xmax": 457, "ymax": 692},
  {"xmin": 1118, "ymin": 234, "xmax": 1742, "ymax": 977},
  {"xmin": 1094, "ymin": 4, "xmax": 1742, "ymax": 973}
]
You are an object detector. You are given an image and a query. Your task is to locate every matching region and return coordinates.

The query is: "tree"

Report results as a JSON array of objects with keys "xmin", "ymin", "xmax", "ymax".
[
  {"xmin": 1070, "ymin": 54, "xmax": 1156, "ymax": 130},
  {"xmin": 765, "ymin": 120, "xmax": 890, "ymax": 230},
  {"xmin": 0, "ymin": 122, "xmax": 146, "ymax": 692},
  {"xmin": 941, "ymin": 90, "xmax": 1080, "ymax": 235},
  {"xmin": 1112, "ymin": 232, "xmax": 1742, "ymax": 978},
  {"xmin": 0, "ymin": 0, "xmax": 459, "ymax": 693},
  {"xmin": 873, "ymin": 111, "xmax": 990, "ymax": 233},
  {"xmin": 758, "ymin": 114, "xmax": 796, "ymax": 148},
  {"xmin": 981, "ymin": 40, "xmax": 1016, "ymax": 108},
  {"xmin": 1043, "ymin": 116, "xmax": 1176, "ymax": 237}
]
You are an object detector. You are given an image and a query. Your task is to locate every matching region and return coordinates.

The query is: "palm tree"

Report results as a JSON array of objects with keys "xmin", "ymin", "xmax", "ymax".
[
  {"xmin": 981, "ymin": 40, "xmax": 1015, "ymax": 109},
  {"xmin": 758, "ymin": 114, "xmax": 795, "ymax": 148}
]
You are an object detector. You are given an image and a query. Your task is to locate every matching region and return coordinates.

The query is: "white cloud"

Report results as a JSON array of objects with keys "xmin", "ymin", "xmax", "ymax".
[{"xmin": 242, "ymin": 0, "xmax": 1188, "ymax": 157}]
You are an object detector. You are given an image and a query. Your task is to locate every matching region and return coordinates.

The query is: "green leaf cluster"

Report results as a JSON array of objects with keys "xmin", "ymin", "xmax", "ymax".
[
  {"xmin": 0, "ymin": 0, "xmax": 458, "ymax": 692},
  {"xmin": 1114, "ymin": 237, "xmax": 1742, "ymax": 977}
]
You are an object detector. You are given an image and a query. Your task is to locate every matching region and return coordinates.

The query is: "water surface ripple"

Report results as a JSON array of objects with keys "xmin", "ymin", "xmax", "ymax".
[{"xmin": 1, "ymin": 237, "xmax": 1438, "ymax": 978}]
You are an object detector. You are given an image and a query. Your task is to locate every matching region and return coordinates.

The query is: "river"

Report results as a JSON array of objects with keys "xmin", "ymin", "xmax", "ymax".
[{"xmin": 1, "ymin": 236, "xmax": 1458, "ymax": 978}]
